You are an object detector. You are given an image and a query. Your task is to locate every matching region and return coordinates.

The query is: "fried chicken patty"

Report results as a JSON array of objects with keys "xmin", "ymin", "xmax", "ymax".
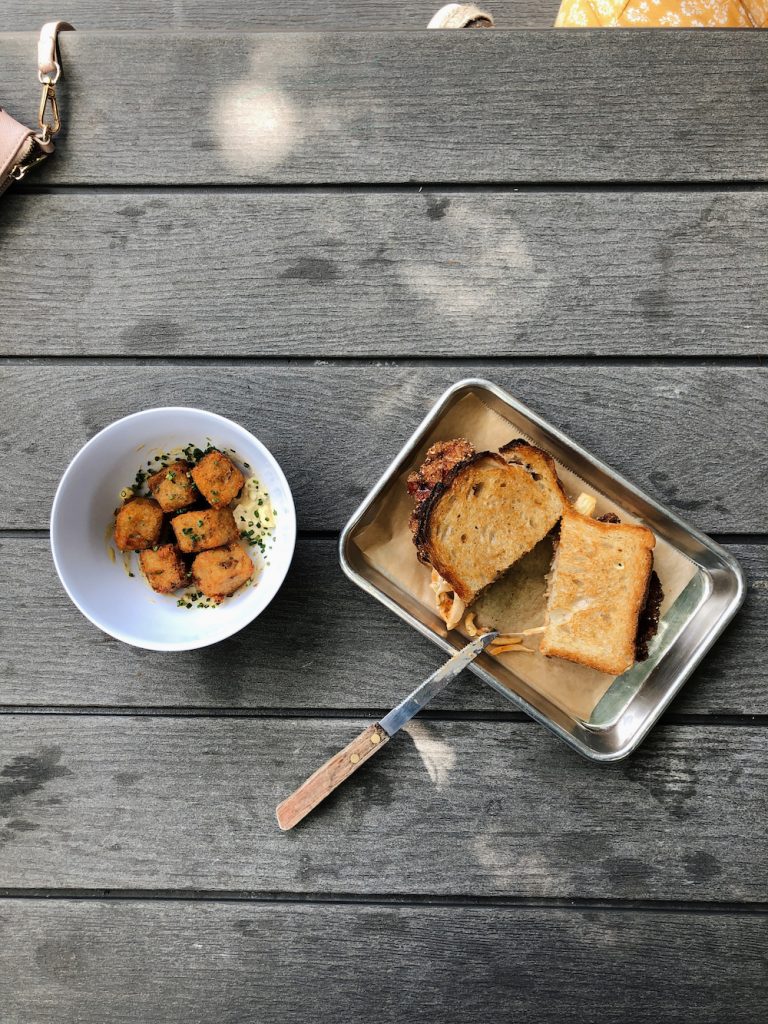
[
  {"xmin": 139, "ymin": 544, "xmax": 189, "ymax": 594},
  {"xmin": 114, "ymin": 497, "xmax": 164, "ymax": 551},
  {"xmin": 407, "ymin": 438, "xmax": 476, "ymax": 533},
  {"xmin": 171, "ymin": 508, "xmax": 239, "ymax": 554},
  {"xmin": 191, "ymin": 450, "xmax": 245, "ymax": 509},
  {"xmin": 148, "ymin": 459, "xmax": 197, "ymax": 513},
  {"xmin": 192, "ymin": 542, "xmax": 254, "ymax": 600}
]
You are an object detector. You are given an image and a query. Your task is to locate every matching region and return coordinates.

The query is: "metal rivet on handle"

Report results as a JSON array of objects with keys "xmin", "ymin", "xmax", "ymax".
[
  {"xmin": 371, "ymin": 733, "xmax": 381, "ymax": 745},
  {"xmin": 350, "ymin": 753, "xmax": 360, "ymax": 764}
]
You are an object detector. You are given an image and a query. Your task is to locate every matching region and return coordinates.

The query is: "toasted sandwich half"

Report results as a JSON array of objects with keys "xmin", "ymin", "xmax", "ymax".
[
  {"xmin": 409, "ymin": 439, "xmax": 567, "ymax": 606},
  {"xmin": 539, "ymin": 509, "xmax": 660, "ymax": 676}
]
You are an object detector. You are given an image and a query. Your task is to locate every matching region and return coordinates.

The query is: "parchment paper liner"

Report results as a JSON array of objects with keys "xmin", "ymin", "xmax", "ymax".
[{"xmin": 353, "ymin": 392, "xmax": 697, "ymax": 722}]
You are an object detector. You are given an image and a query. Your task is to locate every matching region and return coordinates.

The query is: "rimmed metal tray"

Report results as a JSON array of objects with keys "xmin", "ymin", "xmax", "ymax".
[{"xmin": 339, "ymin": 378, "xmax": 745, "ymax": 762}]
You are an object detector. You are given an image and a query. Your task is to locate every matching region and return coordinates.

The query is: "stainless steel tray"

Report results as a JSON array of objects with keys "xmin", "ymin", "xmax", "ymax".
[{"xmin": 339, "ymin": 378, "xmax": 745, "ymax": 762}]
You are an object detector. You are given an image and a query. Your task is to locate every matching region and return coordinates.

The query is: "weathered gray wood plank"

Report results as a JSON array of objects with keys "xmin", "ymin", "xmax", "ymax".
[
  {"xmin": 1, "ymin": 1, "xmax": 560, "ymax": 31},
  {"xmin": 1, "ymin": 899, "xmax": 766, "ymax": 1024},
  {"xmin": 2, "ymin": 190, "xmax": 765, "ymax": 357},
  {"xmin": 0, "ymin": 364, "xmax": 764, "ymax": 531},
  {"xmin": 2, "ymin": 31, "xmax": 768, "ymax": 183},
  {"xmin": 0, "ymin": 536, "xmax": 763, "ymax": 715},
  {"xmin": 0, "ymin": 717, "xmax": 765, "ymax": 897}
]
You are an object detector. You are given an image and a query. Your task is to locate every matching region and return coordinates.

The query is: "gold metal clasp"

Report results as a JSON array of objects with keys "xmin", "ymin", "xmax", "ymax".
[
  {"xmin": 38, "ymin": 61, "xmax": 61, "ymax": 87},
  {"xmin": 38, "ymin": 80, "xmax": 61, "ymax": 138},
  {"xmin": 10, "ymin": 141, "xmax": 50, "ymax": 181}
]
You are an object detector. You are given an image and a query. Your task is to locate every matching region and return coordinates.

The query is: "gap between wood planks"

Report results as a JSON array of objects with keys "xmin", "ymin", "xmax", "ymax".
[
  {"xmin": 13, "ymin": 182, "xmax": 768, "ymax": 195},
  {"xmin": 1, "ymin": 356, "xmax": 765, "ymax": 367},
  {"xmin": 0, "ymin": 888, "xmax": 767, "ymax": 915},
  {"xmin": 0, "ymin": 707, "xmax": 766, "ymax": 727}
]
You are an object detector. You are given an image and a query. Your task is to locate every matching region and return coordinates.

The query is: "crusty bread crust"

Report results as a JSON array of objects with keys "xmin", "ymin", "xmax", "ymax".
[
  {"xmin": 540, "ymin": 510, "xmax": 655, "ymax": 676},
  {"xmin": 414, "ymin": 450, "xmax": 566, "ymax": 605},
  {"xmin": 635, "ymin": 570, "xmax": 663, "ymax": 661},
  {"xmin": 499, "ymin": 440, "xmax": 570, "ymax": 507},
  {"xmin": 413, "ymin": 450, "xmax": 496, "ymax": 561}
]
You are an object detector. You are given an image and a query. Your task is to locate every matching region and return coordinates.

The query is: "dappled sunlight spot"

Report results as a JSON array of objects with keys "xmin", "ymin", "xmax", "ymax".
[
  {"xmin": 406, "ymin": 264, "xmax": 488, "ymax": 313},
  {"xmin": 651, "ymin": 380, "xmax": 689, "ymax": 400},
  {"xmin": 473, "ymin": 835, "xmax": 547, "ymax": 883},
  {"xmin": 368, "ymin": 373, "xmax": 421, "ymax": 423},
  {"xmin": 209, "ymin": 38, "xmax": 375, "ymax": 176},
  {"xmin": 213, "ymin": 82, "xmax": 299, "ymax": 172},
  {"xmin": 398, "ymin": 201, "xmax": 547, "ymax": 321},
  {"xmin": 404, "ymin": 721, "xmax": 456, "ymax": 788}
]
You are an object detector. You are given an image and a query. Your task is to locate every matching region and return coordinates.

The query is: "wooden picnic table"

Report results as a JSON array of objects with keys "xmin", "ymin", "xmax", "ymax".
[{"xmin": 1, "ymin": 3, "xmax": 766, "ymax": 1020}]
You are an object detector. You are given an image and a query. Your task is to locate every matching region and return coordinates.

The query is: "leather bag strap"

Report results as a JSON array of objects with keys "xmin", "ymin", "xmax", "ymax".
[
  {"xmin": 38, "ymin": 21, "xmax": 75, "ymax": 82},
  {"xmin": 0, "ymin": 21, "xmax": 74, "ymax": 190}
]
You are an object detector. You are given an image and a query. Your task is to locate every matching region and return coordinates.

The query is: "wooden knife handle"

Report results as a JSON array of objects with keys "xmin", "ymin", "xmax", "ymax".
[{"xmin": 276, "ymin": 723, "xmax": 390, "ymax": 831}]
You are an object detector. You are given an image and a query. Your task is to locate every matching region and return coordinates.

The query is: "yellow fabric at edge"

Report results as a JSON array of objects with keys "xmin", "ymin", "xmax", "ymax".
[{"xmin": 555, "ymin": 0, "xmax": 768, "ymax": 27}]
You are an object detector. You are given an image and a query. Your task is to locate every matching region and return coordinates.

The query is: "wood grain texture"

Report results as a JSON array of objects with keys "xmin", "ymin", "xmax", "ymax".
[
  {"xmin": 1, "ymin": 1, "xmax": 559, "ymax": 31},
  {"xmin": 0, "ymin": 537, "xmax": 763, "ymax": 715},
  {"xmin": 1, "ymin": 899, "xmax": 766, "ymax": 1024},
  {"xmin": 0, "ymin": 1, "xmax": 763, "ymax": 988},
  {"xmin": 0, "ymin": 364, "xmax": 764, "ymax": 532},
  {"xmin": 2, "ymin": 31, "xmax": 768, "ymax": 184},
  {"xmin": 0, "ymin": 716, "xmax": 765, "ymax": 897},
  {"xmin": 2, "ymin": 190, "xmax": 766, "ymax": 357}
]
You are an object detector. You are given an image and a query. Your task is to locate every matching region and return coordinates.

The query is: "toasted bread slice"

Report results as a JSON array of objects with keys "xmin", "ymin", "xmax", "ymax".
[
  {"xmin": 499, "ymin": 440, "xmax": 565, "ymax": 494},
  {"xmin": 413, "ymin": 449, "xmax": 567, "ymax": 605},
  {"xmin": 539, "ymin": 509, "xmax": 655, "ymax": 676}
]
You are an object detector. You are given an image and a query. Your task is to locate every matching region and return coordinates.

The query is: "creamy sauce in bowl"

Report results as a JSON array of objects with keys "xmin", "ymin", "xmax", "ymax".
[{"xmin": 234, "ymin": 476, "xmax": 277, "ymax": 560}]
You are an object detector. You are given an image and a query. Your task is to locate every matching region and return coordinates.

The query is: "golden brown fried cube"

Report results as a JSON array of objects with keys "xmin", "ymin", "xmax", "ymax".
[
  {"xmin": 171, "ymin": 508, "xmax": 239, "ymax": 553},
  {"xmin": 192, "ymin": 542, "xmax": 254, "ymax": 600},
  {"xmin": 147, "ymin": 460, "xmax": 197, "ymax": 513},
  {"xmin": 139, "ymin": 544, "xmax": 189, "ymax": 594},
  {"xmin": 114, "ymin": 497, "xmax": 164, "ymax": 551},
  {"xmin": 191, "ymin": 450, "xmax": 245, "ymax": 508}
]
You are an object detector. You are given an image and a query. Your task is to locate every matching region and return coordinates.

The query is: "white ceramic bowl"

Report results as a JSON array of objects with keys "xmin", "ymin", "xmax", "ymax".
[{"xmin": 50, "ymin": 407, "xmax": 297, "ymax": 651}]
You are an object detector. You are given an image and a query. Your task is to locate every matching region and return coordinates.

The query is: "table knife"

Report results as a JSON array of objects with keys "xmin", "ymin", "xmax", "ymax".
[{"xmin": 275, "ymin": 631, "xmax": 499, "ymax": 831}]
